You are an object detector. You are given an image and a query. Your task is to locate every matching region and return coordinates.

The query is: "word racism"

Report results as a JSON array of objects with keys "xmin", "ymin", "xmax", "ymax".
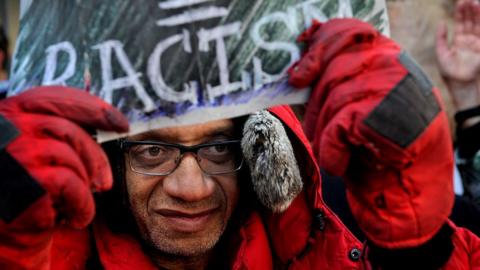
[{"xmin": 21, "ymin": 0, "xmax": 361, "ymax": 113}]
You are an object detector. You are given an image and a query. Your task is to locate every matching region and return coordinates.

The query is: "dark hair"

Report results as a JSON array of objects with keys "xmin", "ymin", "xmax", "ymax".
[
  {"xmin": 0, "ymin": 26, "xmax": 9, "ymax": 71},
  {"xmin": 97, "ymin": 139, "xmax": 138, "ymax": 234}
]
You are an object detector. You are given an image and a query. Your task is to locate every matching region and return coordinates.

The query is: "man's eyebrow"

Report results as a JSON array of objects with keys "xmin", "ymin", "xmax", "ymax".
[
  {"xmin": 127, "ymin": 122, "xmax": 236, "ymax": 142},
  {"xmin": 128, "ymin": 130, "xmax": 161, "ymax": 140},
  {"xmin": 203, "ymin": 127, "xmax": 236, "ymax": 140}
]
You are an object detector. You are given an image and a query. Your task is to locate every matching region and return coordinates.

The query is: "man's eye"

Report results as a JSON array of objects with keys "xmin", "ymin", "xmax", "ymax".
[
  {"xmin": 146, "ymin": 146, "xmax": 161, "ymax": 156},
  {"xmin": 132, "ymin": 145, "xmax": 166, "ymax": 158},
  {"xmin": 214, "ymin": 144, "xmax": 228, "ymax": 153},
  {"xmin": 204, "ymin": 144, "xmax": 230, "ymax": 155}
]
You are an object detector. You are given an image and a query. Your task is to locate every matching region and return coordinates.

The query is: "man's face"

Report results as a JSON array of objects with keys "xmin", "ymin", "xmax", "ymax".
[{"xmin": 125, "ymin": 119, "xmax": 240, "ymax": 256}]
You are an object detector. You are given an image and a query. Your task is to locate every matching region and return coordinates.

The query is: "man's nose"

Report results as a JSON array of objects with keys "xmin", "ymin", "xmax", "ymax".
[{"xmin": 162, "ymin": 154, "xmax": 215, "ymax": 201}]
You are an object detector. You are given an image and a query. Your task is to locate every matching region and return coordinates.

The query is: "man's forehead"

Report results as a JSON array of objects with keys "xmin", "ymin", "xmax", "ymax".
[{"xmin": 128, "ymin": 118, "xmax": 236, "ymax": 143}]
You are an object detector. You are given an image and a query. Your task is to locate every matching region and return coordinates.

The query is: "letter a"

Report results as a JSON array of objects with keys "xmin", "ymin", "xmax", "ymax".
[{"xmin": 93, "ymin": 40, "xmax": 155, "ymax": 112}]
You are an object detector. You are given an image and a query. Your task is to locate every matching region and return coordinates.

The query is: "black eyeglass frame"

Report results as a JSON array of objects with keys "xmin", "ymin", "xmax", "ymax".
[{"xmin": 119, "ymin": 139, "xmax": 244, "ymax": 176}]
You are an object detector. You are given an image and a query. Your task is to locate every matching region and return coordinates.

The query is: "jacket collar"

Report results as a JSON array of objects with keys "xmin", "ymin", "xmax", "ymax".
[{"xmin": 92, "ymin": 211, "xmax": 272, "ymax": 270}]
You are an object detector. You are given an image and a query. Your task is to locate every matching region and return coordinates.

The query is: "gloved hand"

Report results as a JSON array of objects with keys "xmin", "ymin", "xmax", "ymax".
[
  {"xmin": 288, "ymin": 19, "xmax": 454, "ymax": 249},
  {"xmin": 0, "ymin": 86, "xmax": 128, "ymax": 269}
]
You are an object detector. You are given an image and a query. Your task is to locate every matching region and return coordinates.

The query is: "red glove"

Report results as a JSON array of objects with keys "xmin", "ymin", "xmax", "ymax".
[
  {"xmin": 0, "ymin": 86, "xmax": 128, "ymax": 269},
  {"xmin": 289, "ymin": 19, "xmax": 454, "ymax": 249}
]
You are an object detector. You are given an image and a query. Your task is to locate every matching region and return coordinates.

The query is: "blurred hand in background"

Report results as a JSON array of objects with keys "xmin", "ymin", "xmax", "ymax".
[{"xmin": 436, "ymin": 0, "xmax": 480, "ymax": 113}]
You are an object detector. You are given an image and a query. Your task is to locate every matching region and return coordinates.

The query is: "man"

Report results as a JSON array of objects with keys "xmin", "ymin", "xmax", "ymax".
[
  {"xmin": 114, "ymin": 119, "xmax": 244, "ymax": 268},
  {"xmin": 0, "ymin": 18, "xmax": 479, "ymax": 269}
]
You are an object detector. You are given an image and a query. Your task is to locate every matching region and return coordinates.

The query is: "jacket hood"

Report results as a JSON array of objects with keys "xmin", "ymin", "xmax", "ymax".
[
  {"xmin": 258, "ymin": 105, "xmax": 358, "ymax": 263},
  {"xmin": 241, "ymin": 104, "xmax": 330, "ymax": 211}
]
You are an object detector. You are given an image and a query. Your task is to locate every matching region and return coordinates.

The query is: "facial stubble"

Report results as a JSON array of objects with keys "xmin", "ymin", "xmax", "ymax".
[{"xmin": 131, "ymin": 188, "xmax": 230, "ymax": 257}]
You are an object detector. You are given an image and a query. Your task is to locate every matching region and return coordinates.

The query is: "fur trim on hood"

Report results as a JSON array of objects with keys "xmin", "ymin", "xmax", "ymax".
[{"xmin": 241, "ymin": 110, "xmax": 303, "ymax": 213}]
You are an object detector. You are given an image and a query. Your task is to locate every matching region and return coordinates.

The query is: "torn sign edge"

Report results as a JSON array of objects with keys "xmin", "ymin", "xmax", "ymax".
[{"xmin": 96, "ymin": 84, "xmax": 311, "ymax": 143}]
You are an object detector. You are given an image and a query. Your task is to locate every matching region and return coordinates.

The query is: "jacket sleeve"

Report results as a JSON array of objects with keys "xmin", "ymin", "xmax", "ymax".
[
  {"xmin": 0, "ymin": 86, "xmax": 128, "ymax": 269},
  {"xmin": 288, "ymin": 18, "xmax": 455, "ymax": 251},
  {"xmin": 440, "ymin": 221, "xmax": 480, "ymax": 269}
]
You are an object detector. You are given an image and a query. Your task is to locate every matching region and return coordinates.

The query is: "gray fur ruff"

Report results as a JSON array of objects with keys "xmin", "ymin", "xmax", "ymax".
[{"xmin": 241, "ymin": 110, "xmax": 303, "ymax": 213}]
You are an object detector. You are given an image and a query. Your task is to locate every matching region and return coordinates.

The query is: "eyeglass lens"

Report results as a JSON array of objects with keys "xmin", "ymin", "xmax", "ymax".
[{"xmin": 127, "ymin": 142, "xmax": 242, "ymax": 175}]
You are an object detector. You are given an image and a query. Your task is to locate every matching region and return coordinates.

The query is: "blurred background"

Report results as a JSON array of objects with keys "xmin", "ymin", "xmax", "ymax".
[
  {"xmin": 387, "ymin": 0, "xmax": 458, "ymax": 131},
  {"xmin": 0, "ymin": 0, "xmax": 18, "ymax": 57}
]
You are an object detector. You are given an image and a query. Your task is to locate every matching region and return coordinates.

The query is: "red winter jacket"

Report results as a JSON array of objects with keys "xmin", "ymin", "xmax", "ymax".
[{"xmin": 45, "ymin": 105, "xmax": 480, "ymax": 270}]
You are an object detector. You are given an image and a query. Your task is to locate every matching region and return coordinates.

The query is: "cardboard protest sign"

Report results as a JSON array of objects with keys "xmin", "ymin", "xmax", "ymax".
[{"xmin": 10, "ymin": 0, "xmax": 389, "ymax": 142}]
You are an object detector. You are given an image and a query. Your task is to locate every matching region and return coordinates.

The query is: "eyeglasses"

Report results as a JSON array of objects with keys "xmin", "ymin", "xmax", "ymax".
[{"xmin": 120, "ymin": 140, "xmax": 244, "ymax": 176}]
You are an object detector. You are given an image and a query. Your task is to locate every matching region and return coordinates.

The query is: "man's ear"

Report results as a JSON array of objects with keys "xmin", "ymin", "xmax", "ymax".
[{"xmin": 241, "ymin": 110, "xmax": 303, "ymax": 213}]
